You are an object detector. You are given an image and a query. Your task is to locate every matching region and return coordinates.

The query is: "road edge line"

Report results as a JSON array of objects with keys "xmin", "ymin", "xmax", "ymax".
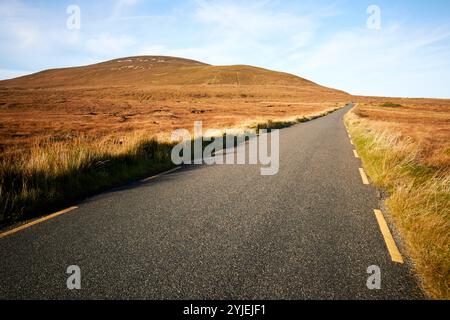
[
  {"xmin": 141, "ymin": 166, "xmax": 181, "ymax": 183},
  {"xmin": 359, "ymin": 168, "xmax": 370, "ymax": 185},
  {"xmin": 0, "ymin": 206, "xmax": 78, "ymax": 239},
  {"xmin": 374, "ymin": 209, "xmax": 404, "ymax": 264}
]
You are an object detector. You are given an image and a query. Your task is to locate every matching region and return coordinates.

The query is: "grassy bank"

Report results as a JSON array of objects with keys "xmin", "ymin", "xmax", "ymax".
[
  {"xmin": 345, "ymin": 111, "xmax": 450, "ymax": 299},
  {"xmin": 0, "ymin": 106, "xmax": 342, "ymax": 228},
  {"xmin": 254, "ymin": 108, "xmax": 340, "ymax": 131},
  {"xmin": 0, "ymin": 133, "xmax": 176, "ymax": 227}
]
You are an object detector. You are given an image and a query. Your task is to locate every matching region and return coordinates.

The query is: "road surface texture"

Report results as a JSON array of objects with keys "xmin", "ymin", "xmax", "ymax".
[{"xmin": 0, "ymin": 104, "xmax": 424, "ymax": 299}]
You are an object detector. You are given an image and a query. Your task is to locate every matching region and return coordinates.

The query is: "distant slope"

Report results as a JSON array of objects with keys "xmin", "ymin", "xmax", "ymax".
[{"xmin": 0, "ymin": 56, "xmax": 347, "ymax": 94}]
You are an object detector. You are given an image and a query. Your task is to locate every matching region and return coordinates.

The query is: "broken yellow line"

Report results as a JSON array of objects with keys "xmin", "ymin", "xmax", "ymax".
[
  {"xmin": 374, "ymin": 209, "xmax": 404, "ymax": 264},
  {"xmin": 0, "ymin": 206, "xmax": 78, "ymax": 239},
  {"xmin": 359, "ymin": 168, "xmax": 370, "ymax": 185}
]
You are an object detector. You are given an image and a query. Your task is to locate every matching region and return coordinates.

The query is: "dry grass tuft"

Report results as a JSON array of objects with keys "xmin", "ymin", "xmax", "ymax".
[
  {"xmin": 0, "ymin": 56, "xmax": 348, "ymax": 225},
  {"xmin": 0, "ymin": 132, "xmax": 175, "ymax": 225},
  {"xmin": 346, "ymin": 110, "xmax": 450, "ymax": 300},
  {"xmin": 0, "ymin": 107, "xmax": 342, "ymax": 226}
]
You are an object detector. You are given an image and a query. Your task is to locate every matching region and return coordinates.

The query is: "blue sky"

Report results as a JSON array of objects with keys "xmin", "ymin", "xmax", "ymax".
[{"xmin": 1, "ymin": 0, "xmax": 449, "ymax": 98}]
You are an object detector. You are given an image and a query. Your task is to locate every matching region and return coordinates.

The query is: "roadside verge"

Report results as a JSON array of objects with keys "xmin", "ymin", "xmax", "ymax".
[
  {"xmin": 0, "ymin": 106, "xmax": 343, "ymax": 230},
  {"xmin": 345, "ymin": 109, "xmax": 449, "ymax": 300}
]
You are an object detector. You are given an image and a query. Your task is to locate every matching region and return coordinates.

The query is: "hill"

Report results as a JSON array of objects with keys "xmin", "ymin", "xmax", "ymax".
[
  {"xmin": 0, "ymin": 56, "xmax": 344, "ymax": 93},
  {"xmin": 0, "ymin": 56, "xmax": 350, "ymax": 154},
  {"xmin": 1, "ymin": 56, "xmax": 449, "ymax": 301}
]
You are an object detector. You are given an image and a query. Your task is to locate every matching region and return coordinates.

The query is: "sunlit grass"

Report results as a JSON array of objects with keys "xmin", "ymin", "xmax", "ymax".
[
  {"xmin": 0, "ymin": 107, "xmax": 342, "ymax": 227},
  {"xmin": 0, "ymin": 132, "xmax": 175, "ymax": 225},
  {"xmin": 346, "ymin": 111, "xmax": 450, "ymax": 299}
]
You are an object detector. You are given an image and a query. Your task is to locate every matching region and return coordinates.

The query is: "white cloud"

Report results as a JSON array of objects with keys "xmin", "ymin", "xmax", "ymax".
[
  {"xmin": 137, "ymin": 44, "xmax": 167, "ymax": 56},
  {"xmin": 0, "ymin": 68, "xmax": 30, "ymax": 80},
  {"xmin": 0, "ymin": 0, "xmax": 29, "ymax": 16},
  {"xmin": 194, "ymin": 0, "xmax": 317, "ymax": 39},
  {"xmin": 111, "ymin": 0, "xmax": 141, "ymax": 18},
  {"xmin": 1, "ymin": 0, "xmax": 449, "ymax": 98},
  {"xmin": 0, "ymin": 0, "xmax": 44, "ymax": 49},
  {"xmin": 86, "ymin": 34, "xmax": 136, "ymax": 56},
  {"xmin": 11, "ymin": 23, "xmax": 40, "ymax": 48},
  {"xmin": 291, "ymin": 31, "xmax": 314, "ymax": 49},
  {"xmin": 293, "ymin": 24, "xmax": 450, "ymax": 97},
  {"xmin": 152, "ymin": 0, "xmax": 326, "ymax": 67}
]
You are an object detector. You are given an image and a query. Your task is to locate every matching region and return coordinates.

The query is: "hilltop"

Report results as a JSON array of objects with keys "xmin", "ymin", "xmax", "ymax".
[
  {"xmin": 0, "ymin": 56, "xmax": 350, "ymax": 154},
  {"xmin": 0, "ymin": 56, "xmax": 344, "ymax": 94}
]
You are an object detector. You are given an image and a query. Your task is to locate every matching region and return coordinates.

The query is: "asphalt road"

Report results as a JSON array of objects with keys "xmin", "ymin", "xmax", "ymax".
[{"xmin": 0, "ymin": 104, "xmax": 424, "ymax": 299}]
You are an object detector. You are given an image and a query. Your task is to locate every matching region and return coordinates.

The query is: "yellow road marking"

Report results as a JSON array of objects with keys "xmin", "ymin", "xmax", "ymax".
[
  {"xmin": 0, "ymin": 206, "xmax": 78, "ymax": 239},
  {"xmin": 141, "ymin": 166, "xmax": 181, "ymax": 183},
  {"xmin": 0, "ymin": 167, "xmax": 182, "ymax": 239},
  {"xmin": 353, "ymin": 150, "xmax": 360, "ymax": 158},
  {"xmin": 359, "ymin": 168, "xmax": 370, "ymax": 185},
  {"xmin": 350, "ymin": 140, "xmax": 354, "ymax": 145},
  {"xmin": 374, "ymin": 209, "xmax": 404, "ymax": 264}
]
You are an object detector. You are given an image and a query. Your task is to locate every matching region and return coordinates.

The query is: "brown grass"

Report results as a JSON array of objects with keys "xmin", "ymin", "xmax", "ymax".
[
  {"xmin": 0, "ymin": 57, "xmax": 348, "ymax": 225},
  {"xmin": 0, "ymin": 55, "xmax": 348, "ymax": 156},
  {"xmin": 346, "ymin": 100, "xmax": 450, "ymax": 299},
  {"xmin": 0, "ymin": 131, "xmax": 176, "ymax": 224},
  {"xmin": 352, "ymin": 96, "xmax": 450, "ymax": 172},
  {"xmin": 1, "ymin": 56, "xmax": 449, "ymax": 298},
  {"xmin": 0, "ymin": 84, "xmax": 346, "ymax": 156},
  {"xmin": 0, "ymin": 101, "xmax": 342, "ymax": 226}
]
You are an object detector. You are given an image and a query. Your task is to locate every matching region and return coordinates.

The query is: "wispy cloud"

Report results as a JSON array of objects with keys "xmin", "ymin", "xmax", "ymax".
[
  {"xmin": 151, "ymin": 0, "xmax": 330, "ymax": 66},
  {"xmin": 0, "ymin": 0, "xmax": 449, "ymax": 98},
  {"xmin": 293, "ymin": 23, "xmax": 450, "ymax": 97},
  {"xmin": 111, "ymin": 0, "xmax": 141, "ymax": 18},
  {"xmin": 0, "ymin": 68, "xmax": 30, "ymax": 79},
  {"xmin": 194, "ymin": 0, "xmax": 316, "ymax": 37},
  {"xmin": 86, "ymin": 34, "xmax": 136, "ymax": 56}
]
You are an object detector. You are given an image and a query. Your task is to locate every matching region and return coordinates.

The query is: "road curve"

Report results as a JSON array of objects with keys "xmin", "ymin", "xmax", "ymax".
[{"xmin": 0, "ymin": 104, "xmax": 424, "ymax": 299}]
